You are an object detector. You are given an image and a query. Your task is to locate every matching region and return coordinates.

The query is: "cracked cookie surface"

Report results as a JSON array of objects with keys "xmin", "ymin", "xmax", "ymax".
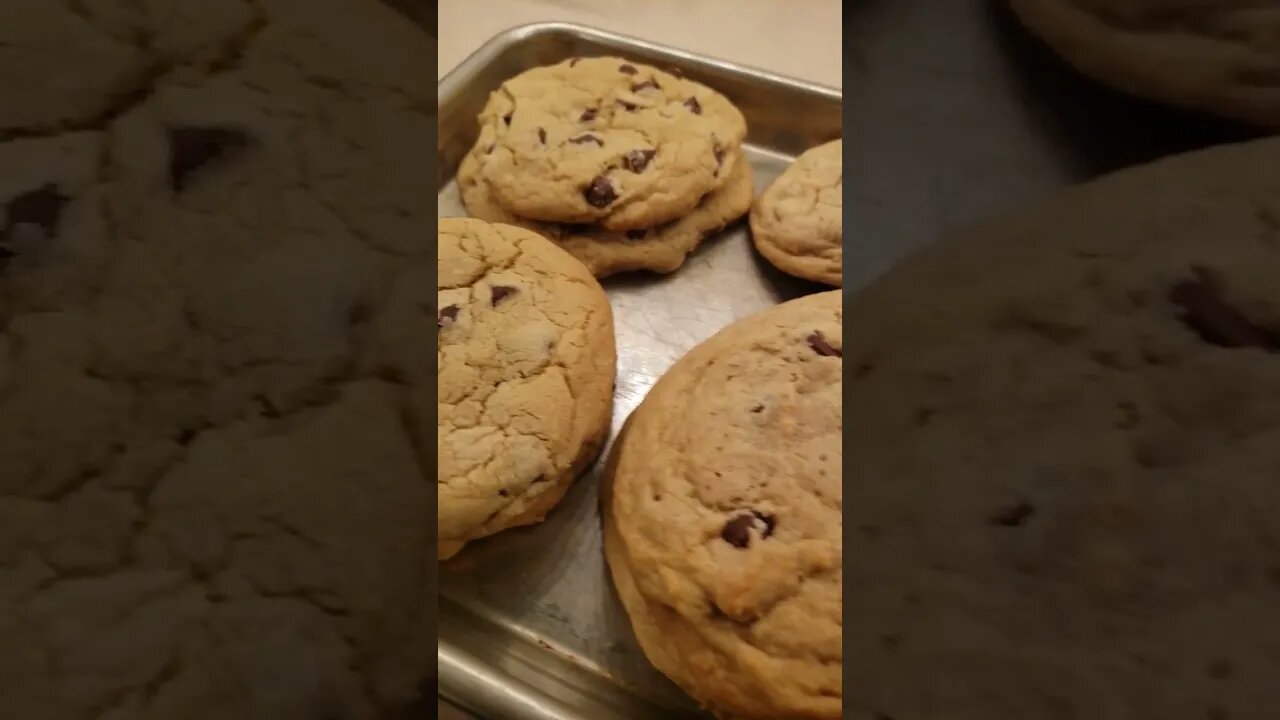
[
  {"xmin": 604, "ymin": 290, "xmax": 843, "ymax": 720},
  {"xmin": 841, "ymin": 137, "xmax": 1280, "ymax": 719},
  {"xmin": 469, "ymin": 56, "xmax": 748, "ymax": 231},
  {"xmin": 438, "ymin": 218, "xmax": 615, "ymax": 559},
  {"xmin": 0, "ymin": 0, "xmax": 436, "ymax": 717},
  {"xmin": 1008, "ymin": 0, "xmax": 1280, "ymax": 127},
  {"xmin": 457, "ymin": 146, "xmax": 754, "ymax": 278},
  {"xmin": 750, "ymin": 139, "xmax": 842, "ymax": 287}
]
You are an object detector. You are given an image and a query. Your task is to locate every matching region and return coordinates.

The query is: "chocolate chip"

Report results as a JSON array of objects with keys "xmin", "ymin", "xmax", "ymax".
[
  {"xmin": 750, "ymin": 403, "xmax": 765, "ymax": 413},
  {"xmin": 618, "ymin": 63, "xmax": 637, "ymax": 75},
  {"xmin": 807, "ymin": 331, "xmax": 841, "ymax": 357},
  {"xmin": 538, "ymin": 127, "xmax": 547, "ymax": 144},
  {"xmin": 583, "ymin": 176, "xmax": 617, "ymax": 208},
  {"xmin": 438, "ymin": 305, "xmax": 460, "ymax": 328},
  {"xmin": 990, "ymin": 502, "xmax": 1036, "ymax": 527},
  {"xmin": 622, "ymin": 149, "xmax": 656, "ymax": 173},
  {"xmin": 503, "ymin": 112, "xmax": 513, "ymax": 126},
  {"xmin": 1169, "ymin": 267, "xmax": 1279, "ymax": 352},
  {"xmin": 490, "ymin": 286, "xmax": 516, "ymax": 306},
  {"xmin": 631, "ymin": 79, "xmax": 660, "ymax": 92},
  {"xmin": 625, "ymin": 229, "xmax": 646, "ymax": 240},
  {"xmin": 3, "ymin": 183, "xmax": 68, "ymax": 242},
  {"xmin": 721, "ymin": 511, "xmax": 775, "ymax": 548},
  {"xmin": 569, "ymin": 134, "xmax": 603, "ymax": 147},
  {"xmin": 580, "ymin": 107, "xmax": 597, "ymax": 122},
  {"xmin": 616, "ymin": 99, "xmax": 638, "ymax": 112},
  {"xmin": 684, "ymin": 97, "xmax": 702, "ymax": 114},
  {"xmin": 168, "ymin": 126, "xmax": 250, "ymax": 193},
  {"xmin": 721, "ymin": 515, "xmax": 755, "ymax": 548},
  {"xmin": 498, "ymin": 489, "xmax": 510, "ymax": 497}
]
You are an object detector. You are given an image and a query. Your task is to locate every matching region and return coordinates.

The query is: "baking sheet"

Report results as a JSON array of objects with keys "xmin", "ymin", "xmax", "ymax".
[{"xmin": 436, "ymin": 22, "xmax": 840, "ymax": 720}]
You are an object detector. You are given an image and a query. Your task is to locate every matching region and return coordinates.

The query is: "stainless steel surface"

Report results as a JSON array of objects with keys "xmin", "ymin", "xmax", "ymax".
[{"xmin": 437, "ymin": 22, "xmax": 839, "ymax": 720}]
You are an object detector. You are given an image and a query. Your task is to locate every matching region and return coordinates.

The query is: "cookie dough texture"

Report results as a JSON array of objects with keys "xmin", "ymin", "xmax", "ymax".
[
  {"xmin": 750, "ymin": 139, "xmax": 842, "ymax": 286},
  {"xmin": 470, "ymin": 56, "xmax": 748, "ymax": 230},
  {"xmin": 842, "ymin": 138, "xmax": 1280, "ymax": 718},
  {"xmin": 0, "ymin": 0, "xmax": 436, "ymax": 718},
  {"xmin": 1008, "ymin": 0, "xmax": 1280, "ymax": 127},
  {"xmin": 437, "ymin": 218, "xmax": 616, "ymax": 559},
  {"xmin": 605, "ymin": 291, "xmax": 843, "ymax": 720},
  {"xmin": 458, "ymin": 147, "xmax": 754, "ymax": 277}
]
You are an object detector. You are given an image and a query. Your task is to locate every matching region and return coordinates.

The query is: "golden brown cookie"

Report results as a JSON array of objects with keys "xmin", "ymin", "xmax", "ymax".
[
  {"xmin": 750, "ymin": 139, "xmax": 842, "ymax": 286},
  {"xmin": 469, "ymin": 56, "xmax": 748, "ymax": 230},
  {"xmin": 605, "ymin": 291, "xmax": 842, "ymax": 720},
  {"xmin": 1008, "ymin": 0, "xmax": 1280, "ymax": 127},
  {"xmin": 438, "ymin": 218, "xmax": 616, "ymax": 560},
  {"xmin": 458, "ymin": 147, "xmax": 753, "ymax": 278},
  {"xmin": 842, "ymin": 137, "xmax": 1280, "ymax": 718}
]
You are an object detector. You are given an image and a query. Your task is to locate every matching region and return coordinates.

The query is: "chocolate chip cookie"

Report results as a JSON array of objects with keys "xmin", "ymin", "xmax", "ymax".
[
  {"xmin": 438, "ymin": 218, "xmax": 616, "ymax": 560},
  {"xmin": 457, "ymin": 146, "xmax": 754, "ymax": 277},
  {"xmin": 750, "ymin": 139, "xmax": 842, "ymax": 286},
  {"xmin": 469, "ymin": 56, "xmax": 748, "ymax": 230},
  {"xmin": 604, "ymin": 290, "xmax": 842, "ymax": 720},
  {"xmin": 1008, "ymin": 0, "xmax": 1280, "ymax": 127},
  {"xmin": 842, "ymin": 137, "xmax": 1280, "ymax": 718},
  {"xmin": 1, "ymin": 0, "xmax": 438, "ymax": 717}
]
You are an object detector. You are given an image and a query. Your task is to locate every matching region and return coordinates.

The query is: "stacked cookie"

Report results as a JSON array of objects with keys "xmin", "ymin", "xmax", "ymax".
[
  {"xmin": 458, "ymin": 56, "xmax": 755, "ymax": 278},
  {"xmin": 604, "ymin": 291, "xmax": 843, "ymax": 720},
  {"xmin": 437, "ymin": 218, "xmax": 616, "ymax": 559}
]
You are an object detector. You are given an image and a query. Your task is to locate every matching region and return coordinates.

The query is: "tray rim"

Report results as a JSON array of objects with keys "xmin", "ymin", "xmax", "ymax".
[{"xmin": 436, "ymin": 21, "xmax": 842, "ymax": 720}]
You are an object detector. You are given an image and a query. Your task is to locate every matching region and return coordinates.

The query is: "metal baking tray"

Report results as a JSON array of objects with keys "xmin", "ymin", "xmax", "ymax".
[{"xmin": 436, "ymin": 22, "xmax": 840, "ymax": 720}]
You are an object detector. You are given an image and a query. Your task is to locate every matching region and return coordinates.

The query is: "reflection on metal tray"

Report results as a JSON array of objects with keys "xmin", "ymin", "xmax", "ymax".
[{"xmin": 436, "ymin": 22, "xmax": 841, "ymax": 720}]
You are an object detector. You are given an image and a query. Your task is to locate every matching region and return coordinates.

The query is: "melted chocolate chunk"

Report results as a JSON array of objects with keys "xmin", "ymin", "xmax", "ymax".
[
  {"xmin": 438, "ymin": 305, "xmax": 460, "ymax": 327},
  {"xmin": 580, "ymin": 107, "xmax": 598, "ymax": 122},
  {"xmin": 807, "ymin": 331, "xmax": 841, "ymax": 357},
  {"xmin": 3, "ymin": 183, "xmax": 68, "ymax": 242},
  {"xmin": 990, "ymin": 502, "xmax": 1036, "ymax": 528},
  {"xmin": 503, "ymin": 112, "xmax": 513, "ymax": 126},
  {"xmin": 684, "ymin": 97, "xmax": 702, "ymax": 114},
  {"xmin": 617, "ymin": 99, "xmax": 638, "ymax": 112},
  {"xmin": 631, "ymin": 79, "xmax": 660, "ymax": 92},
  {"xmin": 1169, "ymin": 267, "xmax": 1279, "ymax": 351},
  {"xmin": 583, "ymin": 176, "xmax": 617, "ymax": 208},
  {"xmin": 168, "ymin": 126, "xmax": 250, "ymax": 193},
  {"xmin": 623, "ymin": 149, "xmax": 656, "ymax": 173},
  {"xmin": 569, "ymin": 134, "xmax": 604, "ymax": 146},
  {"xmin": 625, "ymin": 229, "xmax": 646, "ymax": 240},
  {"xmin": 491, "ymin": 286, "xmax": 517, "ymax": 305},
  {"xmin": 721, "ymin": 511, "xmax": 775, "ymax": 549},
  {"xmin": 618, "ymin": 63, "xmax": 638, "ymax": 75},
  {"xmin": 537, "ymin": 127, "xmax": 547, "ymax": 144}
]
